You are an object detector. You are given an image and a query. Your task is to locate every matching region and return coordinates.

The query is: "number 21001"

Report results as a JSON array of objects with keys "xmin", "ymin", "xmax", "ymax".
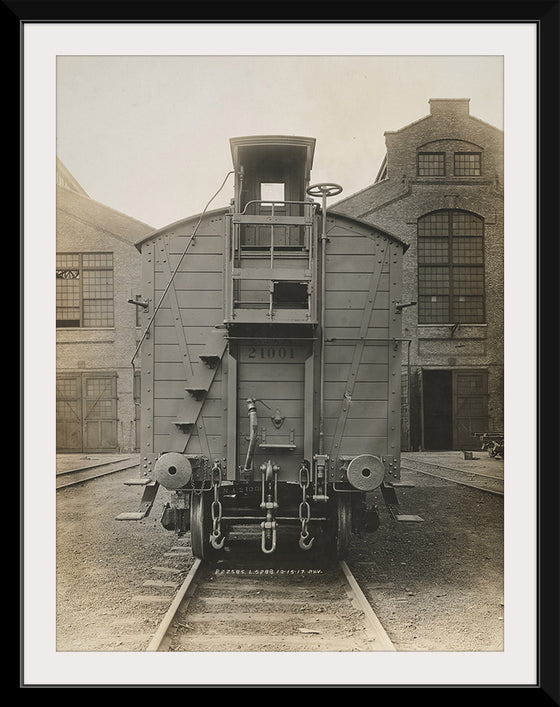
[{"xmin": 247, "ymin": 346, "xmax": 295, "ymax": 359}]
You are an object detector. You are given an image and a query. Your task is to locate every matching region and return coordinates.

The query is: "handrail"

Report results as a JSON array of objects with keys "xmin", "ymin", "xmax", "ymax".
[{"xmin": 240, "ymin": 199, "xmax": 316, "ymax": 215}]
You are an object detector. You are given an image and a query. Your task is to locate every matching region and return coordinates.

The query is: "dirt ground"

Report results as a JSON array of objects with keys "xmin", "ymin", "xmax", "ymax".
[{"xmin": 54, "ymin": 461, "xmax": 503, "ymax": 659}]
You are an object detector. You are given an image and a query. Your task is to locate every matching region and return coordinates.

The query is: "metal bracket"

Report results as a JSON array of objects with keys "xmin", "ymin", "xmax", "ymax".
[
  {"xmin": 116, "ymin": 481, "xmax": 159, "ymax": 521},
  {"xmin": 380, "ymin": 483, "xmax": 424, "ymax": 523},
  {"xmin": 395, "ymin": 301, "xmax": 417, "ymax": 311},
  {"xmin": 128, "ymin": 298, "xmax": 149, "ymax": 310},
  {"xmin": 271, "ymin": 409, "xmax": 285, "ymax": 428}
]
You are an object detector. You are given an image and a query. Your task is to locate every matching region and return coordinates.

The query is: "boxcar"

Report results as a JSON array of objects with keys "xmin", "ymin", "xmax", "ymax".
[{"xmin": 118, "ymin": 135, "xmax": 409, "ymax": 559}]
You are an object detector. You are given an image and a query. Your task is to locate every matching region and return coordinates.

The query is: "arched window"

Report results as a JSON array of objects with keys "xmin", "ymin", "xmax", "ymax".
[{"xmin": 417, "ymin": 210, "xmax": 485, "ymax": 324}]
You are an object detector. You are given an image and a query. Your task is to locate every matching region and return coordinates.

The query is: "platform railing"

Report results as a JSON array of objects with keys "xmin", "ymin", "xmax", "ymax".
[{"xmin": 226, "ymin": 200, "xmax": 318, "ymax": 322}]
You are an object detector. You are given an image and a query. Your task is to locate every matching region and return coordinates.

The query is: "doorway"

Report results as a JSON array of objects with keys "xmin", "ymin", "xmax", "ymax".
[
  {"xmin": 421, "ymin": 369, "xmax": 489, "ymax": 451},
  {"xmin": 422, "ymin": 370, "xmax": 453, "ymax": 450}
]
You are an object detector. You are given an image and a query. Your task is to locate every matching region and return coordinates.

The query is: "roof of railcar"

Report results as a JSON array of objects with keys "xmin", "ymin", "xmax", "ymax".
[
  {"xmin": 327, "ymin": 209, "xmax": 409, "ymax": 252},
  {"xmin": 134, "ymin": 206, "xmax": 229, "ymax": 251},
  {"xmin": 134, "ymin": 206, "xmax": 408, "ymax": 252}
]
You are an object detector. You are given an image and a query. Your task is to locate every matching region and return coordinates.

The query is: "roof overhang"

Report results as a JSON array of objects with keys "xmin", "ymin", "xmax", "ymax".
[{"xmin": 229, "ymin": 135, "xmax": 316, "ymax": 179}]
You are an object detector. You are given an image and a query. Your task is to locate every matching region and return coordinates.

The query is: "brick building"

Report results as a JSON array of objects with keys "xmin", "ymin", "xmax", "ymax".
[
  {"xmin": 56, "ymin": 159, "xmax": 154, "ymax": 453},
  {"xmin": 333, "ymin": 99, "xmax": 504, "ymax": 451}
]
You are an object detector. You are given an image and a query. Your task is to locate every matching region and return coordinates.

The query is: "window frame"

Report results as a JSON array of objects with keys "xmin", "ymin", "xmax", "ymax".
[
  {"xmin": 453, "ymin": 151, "xmax": 482, "ymax": 177},
  {"xmin": 56, "ymin": 252, "xmax": 115, "ymax": 328},
  {"xmin": 417, "ymin": 152, "xmax": 446, "ymax": 177},
  {"xmin": 417, "ymin": 210, "xmax": 485, "ymax": 324}
]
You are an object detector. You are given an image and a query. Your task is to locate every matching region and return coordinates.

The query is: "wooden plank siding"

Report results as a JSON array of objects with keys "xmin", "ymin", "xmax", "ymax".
[
  {"xmin": 139, "ymin": 210, "xmax": 404, "ymax": 478},
  {"xmin": 148, "ymin": 222, "xmax": 227, "ymax": 461},
  {"xmin": 322, "ymin": 226, "xmax": 399, "ymax": 462}
]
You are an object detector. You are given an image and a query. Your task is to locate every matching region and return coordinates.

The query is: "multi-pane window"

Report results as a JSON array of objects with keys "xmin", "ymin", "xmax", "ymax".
[
  {"xmin": 417, "ymin": 152, "xmax": 445, "ymax": 177},
  {"xmin": 418, "ymin": 211, "xmax": 485, "ymax": 324},
  {"xmin": 56, "ymin": 252, "xmax": 114, "ymax": 327},
  {"xmin": 454, "ymin": 152, "xmax": 481, "ymax": 176}
]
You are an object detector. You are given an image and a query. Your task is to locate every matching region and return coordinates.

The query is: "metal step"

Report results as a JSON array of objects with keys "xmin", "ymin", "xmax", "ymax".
[{"xmin": 115, "ymin": 511, "xmax": 148, "ymax": 521}]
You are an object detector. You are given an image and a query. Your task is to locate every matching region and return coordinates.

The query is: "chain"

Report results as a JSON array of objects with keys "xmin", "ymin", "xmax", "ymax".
[
  {"xmin": 210, "ymin": 462, "xmax": 225, "ymax": 549},
  {"xmin": 298, "ymin": 464, "xmax": 314, "ymax": 550}
]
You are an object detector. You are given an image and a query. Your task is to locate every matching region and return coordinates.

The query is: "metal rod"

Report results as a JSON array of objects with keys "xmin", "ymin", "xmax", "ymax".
[
  {"xmin": 319, "ymin": 193, "xmax": 328, "ymax": 455},
  {"xmin": 221, "ymin": 517, "xmax": 328, "ymax": 523},
  {"xmin": 243, "ymin": 398, "xmax": 259, "ymax": 473},
  {"xmin": 326, "ymin": 337, "xmax": 412, "ymax": 343},
  {"xmin": 270, "ymin": 202, "xmax": 275, "ymax": 268},
  {"xmin": 225, "ymin": 336, "xmax": 318, "ymax": 341}
]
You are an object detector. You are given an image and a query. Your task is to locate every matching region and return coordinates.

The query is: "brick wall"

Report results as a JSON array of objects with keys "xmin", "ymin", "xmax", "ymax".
[
  {"xmin": 334, "ymin": 99, "xmax": 504, "ymax": 448},
  {"xmin": 56, "ymin": 183, "xmax": 153, "ymax": 452}
]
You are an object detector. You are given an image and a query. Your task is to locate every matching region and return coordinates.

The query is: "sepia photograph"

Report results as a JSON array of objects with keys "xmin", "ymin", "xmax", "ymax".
[{"xmin": 23, "ymin": 20, "xmax": 544, "ymax": 688}]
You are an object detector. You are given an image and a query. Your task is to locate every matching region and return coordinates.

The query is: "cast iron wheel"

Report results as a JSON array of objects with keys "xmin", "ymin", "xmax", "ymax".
[
  {"xmin": 328, "ymin": 493, "xmax": 352, "ymax": 560},
  {"xmin": 190, "ymin": 491, "xmax": 214, "ymax": 559}
]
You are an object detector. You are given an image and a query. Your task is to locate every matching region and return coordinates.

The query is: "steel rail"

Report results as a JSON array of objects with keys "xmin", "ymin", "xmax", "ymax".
[
  {"xmin": 401, "ymin": 462, "xmax": 504, "ymax": 496},
  {"xmin": 146, "ymin": 558, "xmax": 203, "ymax": 651},
  {"xmin": 339, "ymin": 560, "xmax": 396, "ymax": 651},
  {"xmin": 56, "ymin": 458, "xmax": 137, "ymax": 477},
  {"xmin": 56, "ymin": 462, "xmax": 140, "ymax": 489}
]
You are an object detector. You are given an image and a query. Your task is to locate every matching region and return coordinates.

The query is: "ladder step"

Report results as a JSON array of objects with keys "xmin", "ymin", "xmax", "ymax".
[
  {"xmin": 185, "ymin": 387, "xmax": 207, "ymax": 400},
  {"xmin": 259, "ymin": 443, "xmax": 296, "ymax": 450},
  {"xmin": 198, "ymin": 328, "xmax": 227, "ymax": 368},
  {"xmin": 171, "ymin": 330, "xmax": 227, "ymax": 438},
  {"xmin": 172, "ymin": 394, "xmax": 201, "ymax": 429},
  {"xmin": 199, "ymin": 354, "xmax": 221, "ymax": 367}
]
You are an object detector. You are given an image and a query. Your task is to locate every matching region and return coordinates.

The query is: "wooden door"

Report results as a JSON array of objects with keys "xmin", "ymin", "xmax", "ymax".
[
  {"xmin": 56, "ymin": 374, "xmax": 83, "ymax": 452},
  {"xmin": 56, "ymin": 372, "xmax": 118, "ymax": 452},
  {"xmin": 236, "ymin": 342, "xmax": 311, "ymax": 479},
  {"xmin": 83, "ymin": 373, "xmax": 118, "ymax": 452},
  {"xmin": 452, "ymin": 370, "xmax": 488, "ymax": 450}
]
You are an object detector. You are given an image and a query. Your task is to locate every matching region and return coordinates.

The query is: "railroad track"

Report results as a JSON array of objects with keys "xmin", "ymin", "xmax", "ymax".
[
  {"xmin": 401, "ymin": 455, "xmax": 504, "ymax": 496},
  {"xmin": 145, "ymin": 534, "xmax": 396, "ymax": 653},
  {"xmin": 56, "ymin": 458, "xmax": 140, "ymax": 489}
]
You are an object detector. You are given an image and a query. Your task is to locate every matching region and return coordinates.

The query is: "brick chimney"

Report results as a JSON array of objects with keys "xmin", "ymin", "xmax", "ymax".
[{"xmin": 429, "ymin": 98, "xmax": 470, "ymax": 116}]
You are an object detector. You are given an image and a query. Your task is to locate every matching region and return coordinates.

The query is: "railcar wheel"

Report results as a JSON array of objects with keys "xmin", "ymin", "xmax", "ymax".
[
  {"xmin": 190, "ymin": 491, "xmax": 213, "ymax": 559},
  {"xmin": 328, "ymin": 493, "xmax": 352, "ymax": 560}
]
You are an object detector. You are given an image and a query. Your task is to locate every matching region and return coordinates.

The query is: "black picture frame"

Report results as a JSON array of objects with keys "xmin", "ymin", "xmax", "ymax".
[{"xmin": 15, "ymin": 4, "xmax": 558, "ymax": 698}]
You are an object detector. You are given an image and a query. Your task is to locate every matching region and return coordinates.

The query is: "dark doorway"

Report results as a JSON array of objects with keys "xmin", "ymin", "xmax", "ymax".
[{"xmin": 422, "ymin": 370, "xmax": 453, "ymax": 450}]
